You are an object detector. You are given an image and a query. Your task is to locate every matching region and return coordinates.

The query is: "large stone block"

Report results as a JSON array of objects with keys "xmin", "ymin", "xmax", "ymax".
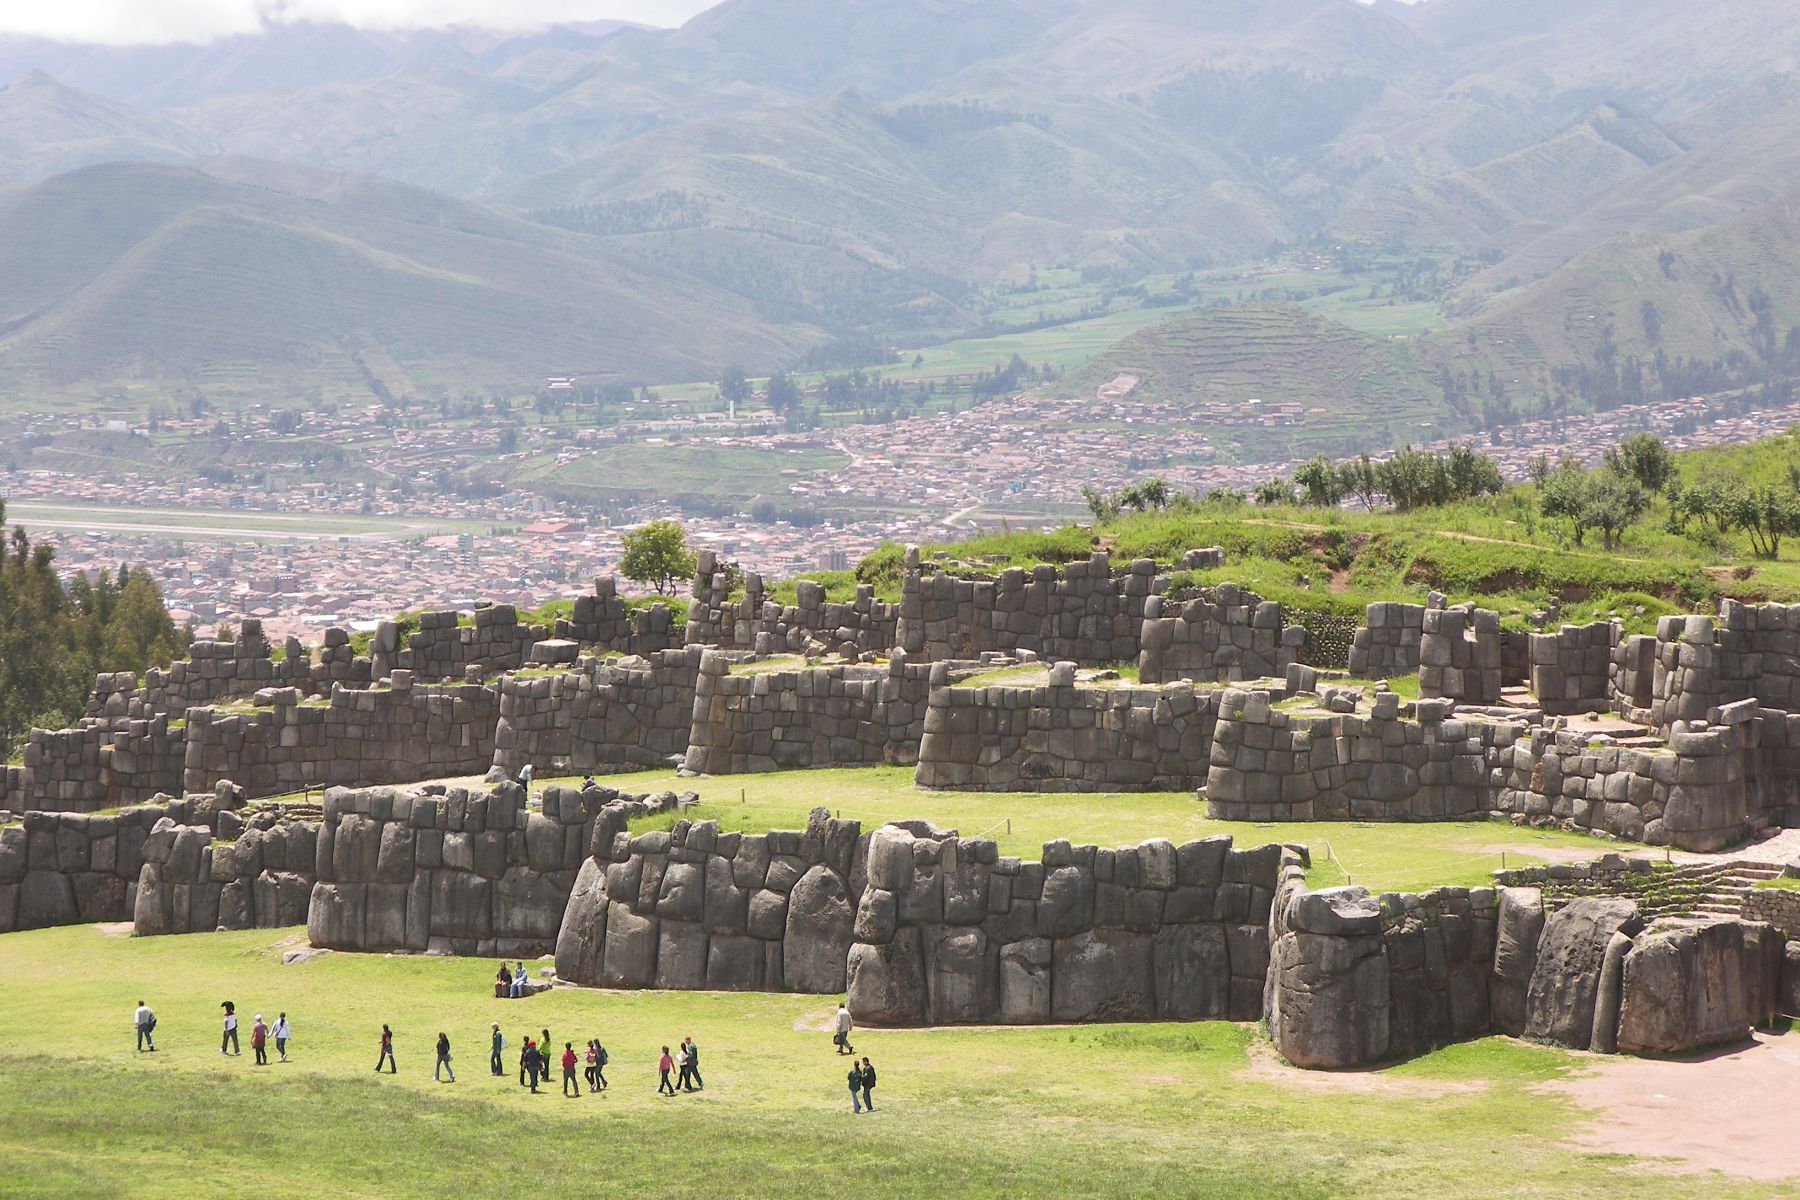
[
  {"xmin": 1153, "ymin": 923, "xmax": 1229, "ymax": 1019},
  {"xmin": 846, "ymin": 927, "xmax": 926, "ymax": 1025},
  {"xmin": 926, "ymin": 926, "xmax": 995, "ymax": 1023},
  {"xmin": 600, "ymin": 906, "xmax": 659, "ymax": 987},
  {"xmin": 1523, "ymin": 898, "xmax": 1642, "ymax": 1050},
  {"xmin": 1051, "ymin": 928, "xmax": 1155, "ymax": 1021},
  {"xmin": 998, "ymin": 938, "xmax": 1052, "ymax": 1023},
  {"xmin": 554, "ymin": 859, "xmax": 609, "ymax": 985},
  {"xmin": 656, "ymin": 919, "xmax": 708, "ymax": 989},
  {"xmin": 783, "ymin": 865, "xmax": 855, "ymax": 993},
  {"xmin": 1616, "ymin": 918, "xmax": 1758, "ymax": 1054}
]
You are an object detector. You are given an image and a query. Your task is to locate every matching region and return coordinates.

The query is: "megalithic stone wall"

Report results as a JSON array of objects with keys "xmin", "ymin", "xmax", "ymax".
[
  {"xmin": 1418, "ymin": 604, "xmax": 1502, "ymax": 704},
  {"xmin": 1205, "ymin": 691, "xmax": 1514, "ymax": 822},
  {"xmin": 846, "ymin": 826, "xmax": 1281, "ymax": 1026},
  {"xmin": 397, "ymin": 605, "xmax": 546, "ymax": 680},
  {"xmin": 1138, "ymin": 585, "xmax": 1302, "ymax": 684},
  {"xmin": 555, "ymin": 576, "xmax": 686, "ymax": 656},
  {"xmin": 899, "ymin": 550, "xmax": 1158, "ymax": 664},
  {"xmin": 0, "ymin": 794, "xmax": 242, "ymax": 932},
  {"xmin": 307, "ymin": 782, "xmax": 683, "ymax": 958},
  {"xmin": 680, "ymin": 653, "xmax": 933, "ymax": 775},
  {"xmin": 913, "ymin": 667, "xmax": 1219, "ymax": 791},
  {"xmin": 1528, "ymin": 621, "xmax": 1619, "ymax": 716},
  {"xmin": 490, "ymin": 648, "xmax": 703, "ymax": 778},
  {"xmin": 1347, "ymin": 602, "xmax": 1426, "ymax": 679},
  {"xmin": 134, "ymin": 813, "xmax": 320, "ymax": 935},
  {"xmin": 685, "ymin": 552, "xmax": 898, "ymax": 655},
  {"xmin": 182, "ymin": 679, "xmax": 498, "ymax": 798},
  {"xmin": 555, "ymin": 807, "xmax": 864, "ymax": 994},
  {"xmin": 84, "ymin": 620, "xmax": 310, "ymax": 723}
]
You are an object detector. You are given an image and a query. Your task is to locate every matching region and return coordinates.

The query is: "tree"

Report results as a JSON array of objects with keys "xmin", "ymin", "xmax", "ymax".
[
  {"xmin": 1292, "ymin": 455, "xmax": 1342, "ymax": 507},
  {"xmin": 1253, "ymin": 477, "xmax": 1293, "ymax": 506},
  {"xmin": 619, "ymin": 520, "xmax": 697, "ymax": 595},
  {"xmin": 1336, "ymin": 454, "xmax": 1380, "ymax": 511},
  {"xmin": 1540, "ymin": 459, "xmax": 1593, "ymax": 545},
  {"xmin": 720, "ymin": 365, "xmax": 750, "ymax": 408},
  {"xmin": 1606, "ymin": 433, "xmax": 1674, "ymax": 493},
  {"xmin": 1581, "ymin": 471, "xmax": 1651, "ymax": 551},
  {"xmin": 1723, "ymin": 483, "xmax": 1800, "ymax": 559},
  {"xmin": 764, "ymin": 372, "xmax": 800, "ymax": 414},
  {"xmin": 1082, "ymin": 485, "xmax": 1120, "ymax": 523}
]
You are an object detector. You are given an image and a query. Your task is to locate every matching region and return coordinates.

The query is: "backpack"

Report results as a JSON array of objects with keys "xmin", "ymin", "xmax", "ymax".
[
  {"xmin": 597, "ymin": 1045, "xmax": 608, "ymax": 1066},
  {"xmin": 146, "ymin": 1014, "xmax": 157, "ymax": 1031}
]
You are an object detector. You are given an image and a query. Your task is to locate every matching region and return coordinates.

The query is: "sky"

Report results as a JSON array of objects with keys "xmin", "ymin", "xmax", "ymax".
[{"xmin": 0, "ymin": 0, "xmax": 719, "ymax": 44}]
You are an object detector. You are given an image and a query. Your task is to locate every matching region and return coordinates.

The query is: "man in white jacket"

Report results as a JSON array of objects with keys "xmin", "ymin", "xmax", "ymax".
[
  {"xmin": 134, "ymin": 1001, "xmax": 156, "ymax": 1052},
  {"xmin": 834, "ymin": 1003, "xmax": 854, "ymax": 1055}
]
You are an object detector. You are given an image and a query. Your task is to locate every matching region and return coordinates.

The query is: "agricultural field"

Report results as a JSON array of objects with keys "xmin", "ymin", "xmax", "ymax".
[{"xmin": 3, "ymin": 500, "xmax": 483, "ymax": 543}]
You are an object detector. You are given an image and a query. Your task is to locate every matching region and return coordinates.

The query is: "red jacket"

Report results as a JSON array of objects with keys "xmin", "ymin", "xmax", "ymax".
[{"xmin": 562, "ymin": 1048, "xmax": 577, "ymax": 1069}]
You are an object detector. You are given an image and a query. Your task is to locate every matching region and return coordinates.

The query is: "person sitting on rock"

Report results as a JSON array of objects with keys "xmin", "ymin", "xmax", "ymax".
[
  {"xmin": 511, "ymin": 963, "xmax": 528, "ymax": 999},
  {"xmin": 497, "ymin": 963, "xmax": 512, "ymax": 999}
]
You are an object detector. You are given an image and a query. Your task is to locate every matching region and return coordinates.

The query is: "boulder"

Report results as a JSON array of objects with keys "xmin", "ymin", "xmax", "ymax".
[
  {"xmin": 1051, "ymin": 928, "xmax": 1155, "ymax": 1021},
  {"xmin": 656, "ymin": 919, "xmax": 708, "ymax": 989},
  {"xmin": 705, "ymin": 934, "xmax": 765, "ymax": 991},
  {"xmin": 1153, "ymin": 923, "xmax": 1229, "ymax": 1019},
  {"xmin": 926, "ymin": 926, "xmax": 995, "ymax": 1023},
  {"xmin": 1523, "ymin": 898, "xmax": 1642, "ymax": 1049},
  {"xmin": 1489, "ymin": 887, "xmax": 1543, "ymax": 1036},
  {"xmin": 493, "ymin": 866, "xmax": 566, "ymax": 941},
  {"xmin": 306, "ymin": 881, "xmax": 366, "ymax": 949},
  {"xmin": 1265, "ymin": 885, "xmax": 1389, "ymax": 1068},
  {"xmin": 783, "ymin": 865, "xmax": 855, "ymax": 993},
  {"xmin": 846, "ymin": 927, "xmax": 927, "ymax": 1025},
  {"xmin": 553, "ymin": 859, "xmax": 609, "ymax": 985},
  {"xmin": 600, "ymin": 906, "xmax": 659, "ymax": 987},
  {"xmin": 1036, "ymin": 865, "xmax": 1095, "ymax": 939},
  {"xmin": 18, "ymin": 870, "xmax": 78, "ymax": 929},
  {"xmin": 1616, "ymin": 918, "xmax": 1758, "ymax": 1054},
  {"xmin": 998, "ymin": 938, "xmax": 1052, "ymax": 1023}
]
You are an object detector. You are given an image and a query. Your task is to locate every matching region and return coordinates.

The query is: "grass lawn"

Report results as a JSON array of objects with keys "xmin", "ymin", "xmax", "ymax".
[
  {"xmin": 538, "ymin": 765, "xmax": 1634, "ymax": 892},
  {"xmin": 0, "ymin": 923, "xmax": 1786, "ymax": 1199}
]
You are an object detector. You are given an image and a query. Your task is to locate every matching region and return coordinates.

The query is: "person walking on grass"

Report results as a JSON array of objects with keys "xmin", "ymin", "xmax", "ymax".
[
  {"xmin": 584, "ymin": 1040, "xmax": 599, "ymax": 1092},
  {"xmin": 491, "ymin": 1023, "xmax": 505, "ymax": 1076},
  {"xmin": 848, "ymin": 1059, "xmax": 865, "ymax": 1113},
  {"xmin": 539, "ymin": 1028, "xmax": 553, "ymax": 1083},
  {"xmin": 860, "ymin": 1058, "xmax": 876, "ymax": 1111},
  {"xmin": 593, "ymin": 1040, "xmax": 609, "ymax": 1091},
  {"xmin": 683, "ymin": 1037, "xmax": 703, "ymax": 1091},
  {"xmin": 273, "ymin": 1013, "xmax": 291, "ymax": 1062},
  {"xmin": 657, "ymin": 1046, "xmax": 675, "ymax": 1096},
  {"xmin": 519, "ymin": 1037, "xmax": 534, "ymax": 1087},
  {"xmin": 674, "ymin": 1040, "xmax": 691, "ymax": 1091},
  {"xmin": 220, "ymin": 1002, "xmax": 240, "ymax": 1056},
  {"xmin": 435, "ymin": 1032, "xmax": 456, "ymax": 1083},
  {"xmin": 522, "ymin": 1040, "xmax": 541, "ymax": 1094},
  {"xmin": 134, "ymin": 1000, "xmax": 156, "ymax": 1053},
  {"xmin": 375, "ymin": 1024, "xmax": 396, "ymax": 1074},
  {"xmin": 834, "ymin": 1003, "xmax": 854, "ymax": 1055},
  {"xmin": 561, "ymin": 1043, "xmax": 580, "ymax": 1097},
  {"xmin": 251, "ymin": 1014, "xmax": 269, "ymax": 1066}
]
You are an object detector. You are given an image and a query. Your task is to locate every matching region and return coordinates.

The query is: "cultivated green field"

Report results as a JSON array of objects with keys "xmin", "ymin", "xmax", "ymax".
[
  {"xmin": 498, "ymin": 443, "xmax": 850, "ymax": 503},
  {"xmin": 0, "ymin": 922, "xmax": 1788, "ymax": 1199},
  {"xmin": 4, "ymin": 500, "xmax": 486, "ymax": 542}
]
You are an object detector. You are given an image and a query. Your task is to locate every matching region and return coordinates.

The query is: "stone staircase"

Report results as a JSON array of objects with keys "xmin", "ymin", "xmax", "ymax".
[{"xmin": 1541, "ymin": 860, "xmax": 1789, "ymax": 921}]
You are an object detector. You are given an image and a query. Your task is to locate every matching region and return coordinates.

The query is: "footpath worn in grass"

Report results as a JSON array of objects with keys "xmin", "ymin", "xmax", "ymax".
[
  {"xmin": 0, "ymin": 924, "xmax": 1789, "ymax": 1200},
  {"xmin": 553, "ymin": 765, "xmax": 1626, "ymax": 892}
]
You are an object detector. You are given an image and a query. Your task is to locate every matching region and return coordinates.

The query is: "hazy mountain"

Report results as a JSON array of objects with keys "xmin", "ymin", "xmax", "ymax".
[
  {"xmin": 0, "ymin": 0, "xmax": 1797, "ymax": 398},
  {"xmin": 0, "ymin": 159, "xmax": 806, "ymax": 402}
]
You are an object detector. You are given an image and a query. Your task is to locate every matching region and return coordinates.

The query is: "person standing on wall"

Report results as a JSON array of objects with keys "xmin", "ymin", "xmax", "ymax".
[
  {"xmin": 561, "ymin": 1043, "xmax": 580, "ymax": 1097},
  {"xmin": 220, "ymin": 1001, "xmax": 240, "ymax": 1056},
  {"xmin": 375, "ymin": 1023, "xmax": 396, "ymax": 1074},
  {"xmin": 833, "ymin": 1003, "xmax": 854, "ymax": 1055},
  {"xmin": 490, "ymin": 1023, "xmax": 505, "ymax": 1076},
  {"xmin": 272, "ymin": 1012, "xmax": 291, "ymax": 1062},
  {"xmin": 435, "ymin": 1032, "xmax": 456, "ymax": 1083},
  {"xmin": 251, "ymin": 1014, "xmax": 269, "ymax": 1066},
  {"xmin": 134, "ymin": 1000, "xmax": 156, "ymax": 1053}
]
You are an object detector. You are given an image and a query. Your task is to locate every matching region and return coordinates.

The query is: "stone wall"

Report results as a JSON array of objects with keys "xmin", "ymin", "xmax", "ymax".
[
  {"xmin": 1206, "ymin": 690, "xmax": 1514, "ymax": 822},
  {"xmin": 1138, "ymin": 585, "xmax": 1302, "ymax": 684},
  {"xmin": 182, "ymin": 679, "xmax": 499, "ymax": 799},
  {"xmin": 133, "ymin": 810, "xmax": 320, "ymax": 935},
  {"xmin": 555, "ymin": 576, "xmax": 685, "ymax": 656},
  {"xmin": 899, "ymin": 550, "xmax": 1156, "ymax": 665},
  {"xmin": 84, "ymin": 620, "xmax": 309, "ymax": 722},
  {"xmin": 555, "ymin": 806, "xmax": 862, "ymax": 994},
  {"xmin": 398, "ymin": 605, "xmax": 545, "ymax": 680},
  {"xmin": 1418, "ymin": 605, "xmax": 1502, "ymax": 704},
  {"xmin": 1529, "ymin": 622, "xmax": 1619, "ymax": 716},
  {"xmin": 687, "ymin": 552, "xmax": 897, "ymax": 655},
  {"xmin": 914, "ymin": 668, "xmax": 1219, "ymax": 791},
  {"xmin": 490, "ymin": 648, "xmax": 702, "ymax": 779},
  {"xmin": 1347, "ymin": 602, "xmax": 1425, "ymax": 680},
  {"xmin": 847, "ymin": 826, "xmax": 1280, "ymax": 1025},
  {"xmin": 681, "ymin": 653, "xmax": 932, "ymax": 775},
  {"xmin": 308, "ymin": 782, "xmax": 682, "ymax": 957},
  {"xmin": 1264, "ymin": 854, "xmax": 1498, "ymax": 1067},
  {"xmin": 0, "ymin": 794, "xmax": 241, "ymax": 932},
  {"xmin": 1508, "ymin": 704, "xmax": 1760, "ymax": 851}
]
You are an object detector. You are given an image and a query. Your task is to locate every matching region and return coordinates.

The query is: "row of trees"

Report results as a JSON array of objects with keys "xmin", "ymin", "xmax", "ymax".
[
  {"xmin": 0, "ymin": 503, "xmax": 190, "ymax": 758},
  {"xmin": 1260, "ymin": 444, "xmax": 1504, "ymax": 511}
]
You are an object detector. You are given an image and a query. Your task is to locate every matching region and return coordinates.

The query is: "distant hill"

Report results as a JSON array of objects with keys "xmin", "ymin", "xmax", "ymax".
[
  {"xmin": 0, "ymin": 159, "xmax": 808, "ymax": 404},
  {"xmin": 0, "ymin": 71, "xmax": 214, "ymax": 182},
  {"xmin": 1059, "ymin": 304, "xmax": 1450, "ymax": 462}
]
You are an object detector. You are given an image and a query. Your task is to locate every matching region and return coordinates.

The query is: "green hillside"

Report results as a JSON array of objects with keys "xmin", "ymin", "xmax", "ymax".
[
  {"xmin": 0, "ymin": 160, "xmax": 811, "ymax": 407},
  {"xmin": 1058, "ymin": 304, "xmax": 1450, "ymax": 462}
]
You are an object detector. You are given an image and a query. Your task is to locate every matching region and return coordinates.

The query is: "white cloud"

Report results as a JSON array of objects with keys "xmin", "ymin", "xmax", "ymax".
[{"xmin": 0, "ymin": 0, "xmax": 715, "ymax": 45}]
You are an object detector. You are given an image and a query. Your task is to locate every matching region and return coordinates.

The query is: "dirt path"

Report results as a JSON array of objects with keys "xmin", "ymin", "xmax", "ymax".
[{"xmin": 1543, "ymin": 1031, "xmax": 1800, "ymax": 1180}]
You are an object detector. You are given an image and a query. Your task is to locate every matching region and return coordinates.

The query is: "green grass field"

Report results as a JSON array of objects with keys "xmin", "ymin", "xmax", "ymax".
[
  {"xmin": 0, "ymin": 923, "xmax": 1788, "ymax": 1199},
  {"xmin": 3, "ymin": 500, "xmax": 486, "ymax": 542}
]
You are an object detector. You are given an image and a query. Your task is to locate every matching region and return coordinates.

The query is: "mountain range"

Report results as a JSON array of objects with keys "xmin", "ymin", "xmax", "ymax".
[{"xmin": 3, "ymin": 0, "xmax": 1799, "ymax": 405}]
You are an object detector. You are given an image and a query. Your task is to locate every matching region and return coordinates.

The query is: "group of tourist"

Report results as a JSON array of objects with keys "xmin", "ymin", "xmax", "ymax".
[{"xmin": 129, "ymin": 992, "xmax": 886, "ymax": 1110}]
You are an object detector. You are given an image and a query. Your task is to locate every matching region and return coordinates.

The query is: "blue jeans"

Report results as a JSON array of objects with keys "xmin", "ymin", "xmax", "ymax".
[{"xmin": 851, "ymin": 1087, "xmax": 863, "ymax": 1113}]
